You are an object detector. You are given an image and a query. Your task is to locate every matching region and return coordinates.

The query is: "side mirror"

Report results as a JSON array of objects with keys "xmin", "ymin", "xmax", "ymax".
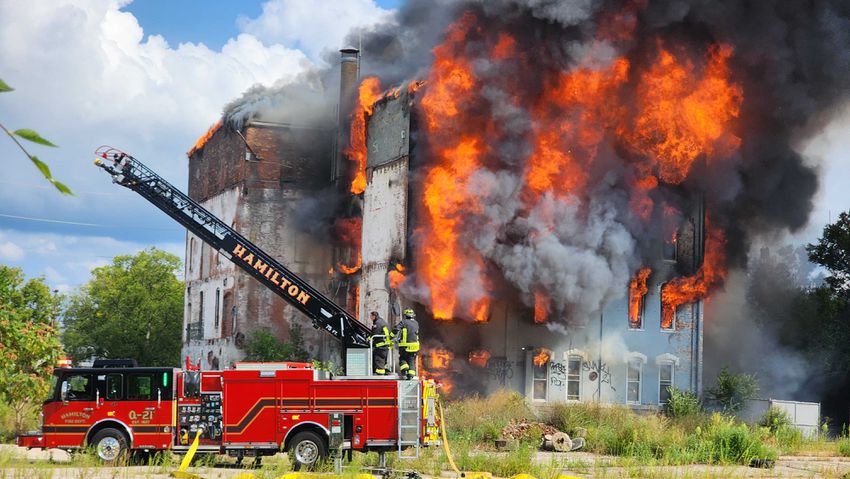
[{"xmin": 60, "ymin": 381, "xmax": 69, "ymax": 403}]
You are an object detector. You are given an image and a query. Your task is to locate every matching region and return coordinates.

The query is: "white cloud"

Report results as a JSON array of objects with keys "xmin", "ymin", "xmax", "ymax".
[
  {"xmin": 0, "ymin": 240, "xmax": 24, "ymax": 261},
  {"xmin": 238, "ymin": 0, "xmax": 394, "ymax": 61},
  {"xmin": 0, "ymin": 0, "xmax": 313, "ymax": 230},
  {"xmin": 0, "ymin": 0, "xmax": 394, "ymax": 288},
  {"xmin": 0, "ymin": 228, "xmax": 182, "ymax": 290}
]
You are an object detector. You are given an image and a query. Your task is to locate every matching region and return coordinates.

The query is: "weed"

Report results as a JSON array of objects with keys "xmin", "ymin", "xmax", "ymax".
[
  {"xmin": 837, "ymin": 436, "xmax": 850, "ymax": 457},
  {"xmin": 665, "ymin": 387, "xmax": 703, "ymax": 419}
]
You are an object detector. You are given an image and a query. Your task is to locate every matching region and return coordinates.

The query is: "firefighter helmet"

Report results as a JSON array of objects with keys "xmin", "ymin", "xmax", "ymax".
[{"xmin": 403, "ymin": 308, "xmax": 415, "ymax": 319}]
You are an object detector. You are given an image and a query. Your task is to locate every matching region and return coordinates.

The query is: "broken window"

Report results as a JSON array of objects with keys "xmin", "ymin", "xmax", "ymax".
[
  {"xmin": 567, "ymin": 355, "xmax": 581, "ymax": 401},
  {"xmin": 662, "ymin": 231, "xmax": 678, "ymax": 262},
  {"xmin": 189, "ymin": 237, "xmax": 195, "ymax": 273},
  {"xmin": 660, "ymin": 283, "xmax": 676, "ymax": 331},
  {"xmin": 198, "ymin": 291, "xmax": 204, "ymax": 337},
  {"xmin": 531, "ymin": 348, "xmax": 551, "ymax": 401},
  {"xmin": 628, "ymin": 268, "xmax": 651, "ymax": 330},
  {"xmin": 659, "ymin": 362, "xmax": 674, "ymax": 405},
  {"xmin": 627, "ymin": 359, "xmax": 642, "ymax": 404},
  {"xmin": 214, "ymin": 288, "xmax": 221, "ymax": 332}
]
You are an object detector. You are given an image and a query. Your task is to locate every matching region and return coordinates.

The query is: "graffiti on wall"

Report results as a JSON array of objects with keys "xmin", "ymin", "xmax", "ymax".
[
  {"xmin": 487, "ymin": 357, "xmax": 514, "ymax": 386},
  {"xmin": 583, "ymin": 359, "xmax": 616, "ymax": 397}
]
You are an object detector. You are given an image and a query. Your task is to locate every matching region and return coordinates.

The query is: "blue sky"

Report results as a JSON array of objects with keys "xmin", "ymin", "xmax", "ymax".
[
  {"xmin": 0, "ymin": 0, "xmax": 846, "ymax": 295},
  {"xmin": 124, "ymin": 0, "xmax": 400, "ymax": 50},
  {"xmin": 0, "ymin": 0, "xmax": 398, "ymax": 292}
]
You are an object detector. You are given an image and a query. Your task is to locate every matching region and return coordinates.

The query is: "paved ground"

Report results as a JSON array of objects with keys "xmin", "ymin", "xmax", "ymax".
[{"xmin": 4, "ymin": 445, "xmax": 850, "ymax": 478}]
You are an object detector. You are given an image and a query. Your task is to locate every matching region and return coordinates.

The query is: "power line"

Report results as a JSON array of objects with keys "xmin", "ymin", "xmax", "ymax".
[{"xmin": 0, "ymin": 213, "xmax": 178, "ymax": 231}]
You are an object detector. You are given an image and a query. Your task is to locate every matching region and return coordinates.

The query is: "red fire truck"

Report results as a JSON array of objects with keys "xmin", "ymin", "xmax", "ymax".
[
  {"xmin": 17, "ymin": 148, "xmax": 440, "ymax": 468},
  {"xmin": 18, "ymin": 360, "xmax": 438, "ymax": 468}
]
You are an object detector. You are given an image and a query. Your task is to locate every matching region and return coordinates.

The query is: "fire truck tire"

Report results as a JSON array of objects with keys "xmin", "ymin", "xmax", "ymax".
[
  {"xmin": 288, "ymin": 431, "xmax": 327, "ymax": 471},
  {"xmin": 90, "ymin": 428, "xmax": 129, "ymax": 464}
]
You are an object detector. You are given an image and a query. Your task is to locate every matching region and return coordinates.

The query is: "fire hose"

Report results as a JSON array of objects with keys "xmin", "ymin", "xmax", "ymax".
[
  {"xmin": 171, "ymin": 429, "xmax": 203, "ymax": 479},
  {"xmin": 437, "ymin": 399, "xmax": 491, "ymax": 479}
]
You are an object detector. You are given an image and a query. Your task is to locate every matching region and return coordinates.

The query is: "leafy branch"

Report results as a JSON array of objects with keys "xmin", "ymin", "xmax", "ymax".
[{"xmin": 0, "ymin": 78, "xmax": 72, "ymax": 194}]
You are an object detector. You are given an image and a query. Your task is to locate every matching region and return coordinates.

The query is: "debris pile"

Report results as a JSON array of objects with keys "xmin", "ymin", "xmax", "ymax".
[
  {"xmin": 500, "ymin": 420, "xmax": 560, "ymax": 440},
  {"xmin": 500, "ymin": 420, "xmax": 585, "ymax": 452}
]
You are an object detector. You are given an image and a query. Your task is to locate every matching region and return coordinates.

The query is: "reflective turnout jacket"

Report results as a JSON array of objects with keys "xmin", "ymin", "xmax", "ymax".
[
  {"xmin": 394, "ymin": 317, "xmax": 420, "ymax": 352},
  {"xmin": 371, "ymin": 315, "xmax": 393, "ymax": 348}
]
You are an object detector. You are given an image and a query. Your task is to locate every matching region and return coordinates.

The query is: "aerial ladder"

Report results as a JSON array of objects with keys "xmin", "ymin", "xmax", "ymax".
[{"xmin": 93, "ymin": 146, "xmax": 373, "ymax": 364}]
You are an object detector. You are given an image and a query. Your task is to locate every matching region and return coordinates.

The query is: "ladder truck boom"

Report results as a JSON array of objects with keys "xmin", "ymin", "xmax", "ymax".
[{"xmin": 93, "ymin": 146, "xmax": 371, "ymax": 348}]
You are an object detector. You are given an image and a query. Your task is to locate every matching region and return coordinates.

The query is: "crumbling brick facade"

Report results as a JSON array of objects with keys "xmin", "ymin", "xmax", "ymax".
[{"xmin": 183, "ymin": 120, "xmax": 337, "ymax": 369}]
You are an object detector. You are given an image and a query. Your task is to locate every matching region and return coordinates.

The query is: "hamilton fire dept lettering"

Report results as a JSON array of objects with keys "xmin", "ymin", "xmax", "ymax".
[{"xmin": 232, "ymin": 243, "xmax": 311, "ymax": 305}]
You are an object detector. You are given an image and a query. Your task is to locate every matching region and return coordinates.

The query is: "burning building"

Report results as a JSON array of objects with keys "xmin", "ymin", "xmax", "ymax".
[
  {"xmin": 358, "ymin": 82, "xmax": 707, "ymax": 407},
  {"xmin": 182, "ymin": 0, "xmax": 846, "ymax": 408}
]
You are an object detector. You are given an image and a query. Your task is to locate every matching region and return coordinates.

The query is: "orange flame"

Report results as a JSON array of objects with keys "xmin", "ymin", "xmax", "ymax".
[
  {"xmin": 428, "ymin": 348, "xmax": 454, "ymax": 369},
  {"xmin": 533, "ymin": 348, "xmax": 551, "ymax": 367},
  {"xmin": 468, "ymin": 350, "xmax": 491, "ymax": 368},
  {"xmin": 388, "ymin": 263, "xmax": 406, "ymax": 289},
  {"xmin": 625, "ymin": 43, "xmax": 742, "ymax": 184},
  {"xmin": 346, "ymin": 77, "xmax": 382, "ymax": 195},
  {"xmin": 187, "ymin": 120, "xmax": 222, "ymax": 157},
  {"xmin": 534, "ymin": 292, "xmax": 550, "ymax": 324},
  {"xmin": 661, "ymin": 220, "xmax": 727, "ymax": 328},
  {"xmin": 628, "ymin": 267, "xmax": 652, "ymax": 327},
  {"xmin": 337, "ymin": 255, "xmax": 361, "ymax": 275},
  {"xmin": 415, "ymin": 13, "xmax": 492, "ymax": 321},
  {"xmin": 334, "ymin": 217, "xmax": 362, "ymax": 275},
  {"xmin": 408, "ymin": 10, "xmax": 738, "ymax": 325},
  {"xmin": 419, "ymin": 355, "xmax": 453, "ymax": 395}
]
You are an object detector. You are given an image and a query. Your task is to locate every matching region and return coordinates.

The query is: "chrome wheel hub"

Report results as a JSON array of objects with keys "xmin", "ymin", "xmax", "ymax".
[
  {"xmin": 294, "ymin": 439, "xmax": 318, "ymax": 465},
  {"xmin": 96, "ymin": 437, "xmax": 121, "ymax": 461}
]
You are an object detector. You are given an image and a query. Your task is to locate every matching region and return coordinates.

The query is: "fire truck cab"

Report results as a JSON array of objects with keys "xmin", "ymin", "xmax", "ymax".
[{"xmin": 19, "ymin": 361, "xmax": 439, "ymax": 469}]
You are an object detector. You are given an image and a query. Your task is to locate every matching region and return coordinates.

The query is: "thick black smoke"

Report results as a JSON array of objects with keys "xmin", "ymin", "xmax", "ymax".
[{"xmin": 349, "ymin": 0, "xmax": 850, "ymax": 270}]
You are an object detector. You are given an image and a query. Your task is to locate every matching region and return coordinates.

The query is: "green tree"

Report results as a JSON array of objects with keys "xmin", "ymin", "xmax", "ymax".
[
  {"xmin": 63, "ymin": 248, "xmax": 183, "ymax": 366},
  {"xmin": 0, "ymin": 78, "xmax": 71, "ymax": 194},
  {"xmin": 707, "ymin": 366, "xmax": 760, "ymax": 413},
  {"xmin": 807, "ymin": 211, "xmax": 850, "ymax": 294},
  {"xmin": 244, "ymin": 324, "xmax": 309, "ymax": 362},
  {"xmin": 0, "ymin": 265, "xmax": 63, "ymax": 434}
]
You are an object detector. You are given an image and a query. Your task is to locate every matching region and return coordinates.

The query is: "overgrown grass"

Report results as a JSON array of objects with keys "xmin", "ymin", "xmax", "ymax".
[
  {"xmin": 443, "ymin": 389, "xmax": 537, "ymax": 444},
  {"xmin": 837, "ymin": 436, "xmax": 850, "ymax": 457}
]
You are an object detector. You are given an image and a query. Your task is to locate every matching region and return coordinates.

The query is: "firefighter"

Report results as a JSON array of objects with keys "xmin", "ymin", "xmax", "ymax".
[
  {"xmin": 370, "ymin": 311, "xmax": 393, "ymax": 375},
  {"xmin": 395, "ymin": 308, "xmax": 420, "ymax": 380}
]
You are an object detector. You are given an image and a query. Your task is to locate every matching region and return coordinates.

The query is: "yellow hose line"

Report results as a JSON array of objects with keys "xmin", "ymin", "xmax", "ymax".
[
  {"xmin": 437, "ymin": 399, "xmax": 462, "ymax": 476},
  {"xmin": 177, "ymin": 430, "xmax": 203, "ymax": 472}
]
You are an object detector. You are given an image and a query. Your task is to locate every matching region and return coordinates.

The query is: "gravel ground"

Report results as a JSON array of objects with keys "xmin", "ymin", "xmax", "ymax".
[{"xmin": 4, "ymin": 445, "xmax": 850, "ymax": 479}]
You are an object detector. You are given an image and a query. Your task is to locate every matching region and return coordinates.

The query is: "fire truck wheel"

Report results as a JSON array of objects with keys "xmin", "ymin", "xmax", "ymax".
[
  {"xmin": 91, "ymin": 428, "xmax": 129, "ymax": 464},
  {"xmin": 288, "ymin": 431, "xmax": 327, "ymax": 470}
]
